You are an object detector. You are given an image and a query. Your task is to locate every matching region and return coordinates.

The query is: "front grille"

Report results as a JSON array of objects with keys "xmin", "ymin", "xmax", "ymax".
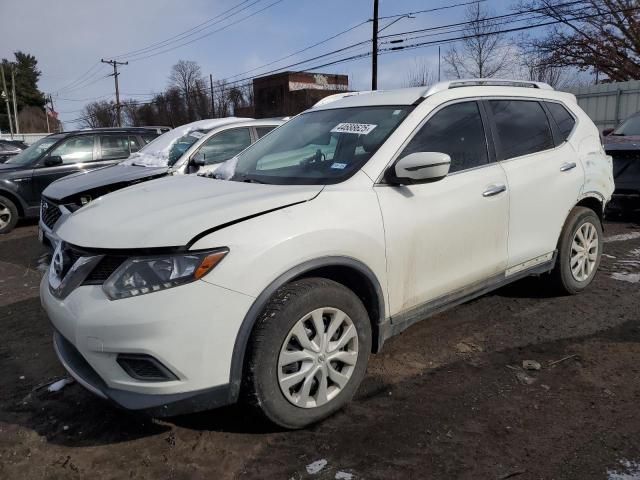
[
  {"xmin": 41, "ymin": 198, "xmax": 62, "ymax": 229},
  {"xmin": 83, "ymin": 256, "xmax": 127, "ymax": 284},
  {"xmin": 117, "ymin": 354, "xmax": 177, "ymax": 382}
]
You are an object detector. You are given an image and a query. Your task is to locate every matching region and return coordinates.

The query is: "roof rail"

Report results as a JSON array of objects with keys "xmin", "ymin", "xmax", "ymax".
[
  {"xmin": 313, "ymin": 90, "xmax": 373, "ymax": 108},
  {"xmin": 424, "ymin": 78, "xmax": 554, "ymax": 97}
]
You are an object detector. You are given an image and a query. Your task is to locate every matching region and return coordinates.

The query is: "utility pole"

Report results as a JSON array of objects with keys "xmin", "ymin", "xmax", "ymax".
[
  {"xmin": 49, "ymin": 95, "xmax": 56, "ymax": 132},
  {"xmin": 438, "ymin": 46, "xmax": 441, "ymax": 82},
  {"xmin": 0, "ymin": 64, "xmax": 14, "ymax": 138},
  {"xmin": 11, "ymin": 66, "xmax": 19, "ymax": 134},
  {"xmin": 209, "ymin": 74, "xmax": 215, "ymax": 118},
  {"xmin": 101, "ymin": 58, "xmax": 128, "ymax": 127},
  {"xmin": 371, "ymin": 0, "xmax": 379, "ymax": 90}
]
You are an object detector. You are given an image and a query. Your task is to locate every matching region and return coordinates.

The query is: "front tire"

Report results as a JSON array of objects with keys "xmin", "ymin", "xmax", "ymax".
[
  {"xmin": 551, "ymin": 206, "xmax": 603, "ymax": 294},
  {"xmin": 244, "ymin": 278, "xmax": 372, "ymax": 429},
  {"xmin": 0, "ymin": 195, "xmax": 18, "ymax": 234}
]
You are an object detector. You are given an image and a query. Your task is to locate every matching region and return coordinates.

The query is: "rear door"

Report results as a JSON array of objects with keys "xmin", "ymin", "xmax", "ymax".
[
  {"xmin": 98, "ymin": 134, "xmax": 136, "ymax": 165},
  {"xmin": 31, "ymin": 135, "xmax": 98, "ymax": 206},
  {"xmin": 487, "ymin": 99, "xmax": 583, "ymax": 272}
]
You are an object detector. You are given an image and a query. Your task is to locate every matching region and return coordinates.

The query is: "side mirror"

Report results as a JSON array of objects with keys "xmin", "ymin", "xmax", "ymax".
[
  {"xmin": 191, "ymin": 152, "xmax": 206, "ymax": 167},
  {"xmin": 386, "ymin": 152, "xmax": 451, "ymax": 185},
  {"xmin": 44, "ymin": 155, "xmax": 63, "ymax": 167},
  {"xmin": 602, "ymin": 128, "xmax": 614, "ymax": 136}
]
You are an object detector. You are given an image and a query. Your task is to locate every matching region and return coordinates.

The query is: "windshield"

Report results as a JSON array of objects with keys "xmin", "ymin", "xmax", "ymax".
[
  {"xmin": 124, "ymin": 128, "xmax": 211, "ymax": 167},
  {"xmin": 220, "ymin": 106, "xmax": 412, "ymax": 185},
  {"xmin": 613, "ymin": 115, "xmax": 640, "ymax": 136},
  {"xmin": 5, "ymin": 136, "xmax": 61, "ymax": 165}
]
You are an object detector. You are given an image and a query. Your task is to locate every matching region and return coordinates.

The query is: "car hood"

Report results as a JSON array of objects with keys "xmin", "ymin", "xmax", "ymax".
[
  {"xmin": 603, "ymin": 135, "xmax": 640, "ymax": 149},
  {"xmin": 56, "ymin": 175, "xmax": 323, "ymax": 249},
  {"xmin": 44, "ymin": 164, "xmax": 169, "ymax": 201},
  {"xmin": 0, "ymin": 163, "xmax": 28, "ymax": 174}
]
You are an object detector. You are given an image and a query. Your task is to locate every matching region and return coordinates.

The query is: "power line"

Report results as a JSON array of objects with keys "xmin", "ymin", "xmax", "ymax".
[
  {"xmin": 112, "ymin": 0, "xmax": 261, "ymax": 60},
  {"xmin": 377, "ymin": 0, "xmax": 487, "ymax": 20},
  {"xmin": 124, "ymin": 0, "xmax": 287, "ymax": 62}
]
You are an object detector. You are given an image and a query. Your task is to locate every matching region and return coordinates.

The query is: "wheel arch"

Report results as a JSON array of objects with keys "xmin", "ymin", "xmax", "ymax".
[
  {"xmin": 0, "ymin": 188, "xmax": 26, "ymax": 217},
  {"xmin": 227, "ymin": 256, "xmax": 386, "ymax": 402},
  {"xmin": 575, "ymin": 192, "xmax": 605, "ymax": 224}
]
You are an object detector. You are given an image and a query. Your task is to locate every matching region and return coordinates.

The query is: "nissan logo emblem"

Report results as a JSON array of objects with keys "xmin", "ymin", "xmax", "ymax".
[{"xmin": 52, "ymin": 244, "xmax": 66, "ymax": 278}]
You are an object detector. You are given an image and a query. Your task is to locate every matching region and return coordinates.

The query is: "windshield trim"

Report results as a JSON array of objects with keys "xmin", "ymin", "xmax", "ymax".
[{"xmin": 4, "ymin": 135, "xmax": 64, "ymax": 166}]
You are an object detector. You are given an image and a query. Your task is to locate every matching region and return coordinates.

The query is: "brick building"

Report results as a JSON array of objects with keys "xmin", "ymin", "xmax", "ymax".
[{"xmin": 236, "ymin": 71, "xmax": 349, "ymax": 118}]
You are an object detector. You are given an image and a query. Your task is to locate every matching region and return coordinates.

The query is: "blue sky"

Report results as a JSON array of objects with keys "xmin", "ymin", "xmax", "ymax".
[{"xmin": 0, "ymin": 0, "xmax": 514, "ymax": 126}]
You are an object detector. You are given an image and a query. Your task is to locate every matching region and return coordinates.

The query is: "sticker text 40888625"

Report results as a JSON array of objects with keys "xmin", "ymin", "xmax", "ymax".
[{"xmin": 330, "ymin": 123, "xmax": 377, "ymax": 135}]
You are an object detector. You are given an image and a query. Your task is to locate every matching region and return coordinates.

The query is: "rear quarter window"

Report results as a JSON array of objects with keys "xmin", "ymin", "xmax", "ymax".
[{"xmin": 546, "ymin": 102, "xmax": 576, "ymax": 142}]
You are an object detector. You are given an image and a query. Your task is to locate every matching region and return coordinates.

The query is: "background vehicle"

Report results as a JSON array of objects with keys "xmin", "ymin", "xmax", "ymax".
[
  {"xmin": 0, "ymin": 127, "xmax": 164, "ymax": 234},
  {"xmin": 0, "ymin": 139, "xmax": 27, "ymax": 163},
  {"xmin": 41, "ymin": 80, "xmax": 613, "ymax": 429},
  {"xmin": 602, "ymin": 112, "xmax": 640, "ymax": 214},
  {"xmin": 39, "ymin": 118, "xmax": 282, "ymax": 245}
]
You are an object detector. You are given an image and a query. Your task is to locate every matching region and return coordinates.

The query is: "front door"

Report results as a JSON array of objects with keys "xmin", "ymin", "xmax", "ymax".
[{"xmin": 375, "ymin": 101, "xmax": 509, "ymax": 318}]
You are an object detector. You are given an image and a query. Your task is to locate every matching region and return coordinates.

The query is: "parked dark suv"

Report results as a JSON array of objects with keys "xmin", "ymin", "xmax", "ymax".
[
  {"xmin": 602, "ymin": 112, "xmax": 640, "ymax": 213},
  {"xmin": 0, "ymin": 127, "xmax": 167, "ymax": 234}
]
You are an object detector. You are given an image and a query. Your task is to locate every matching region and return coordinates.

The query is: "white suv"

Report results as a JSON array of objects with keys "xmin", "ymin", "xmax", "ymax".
[{"xmin": 41, "ymin": 79, "xmax": 614, "ymax": 428}]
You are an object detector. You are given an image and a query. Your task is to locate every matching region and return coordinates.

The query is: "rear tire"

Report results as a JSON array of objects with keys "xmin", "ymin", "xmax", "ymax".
[
  {"xmin": 551, "ymin": 206, "xmax": 603, "ymax": 294},
  {"xmin": 0, "ymin": 195, "xmax": 18, "ymax": 234},
  {"xmin": 244, "ymin": 278, "xmax": 371, "ymax": 429}
]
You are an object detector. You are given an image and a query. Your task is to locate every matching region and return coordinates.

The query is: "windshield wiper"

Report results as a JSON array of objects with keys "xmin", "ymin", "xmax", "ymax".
[{"xmin": 243, "ymin": 178, "xmax": 267, "ymax": 184}]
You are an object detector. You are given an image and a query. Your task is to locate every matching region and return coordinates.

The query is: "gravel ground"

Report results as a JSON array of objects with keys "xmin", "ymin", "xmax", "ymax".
[{"xmin": 0, "ymin": 216, "xmax": 639, "ymax": 480}]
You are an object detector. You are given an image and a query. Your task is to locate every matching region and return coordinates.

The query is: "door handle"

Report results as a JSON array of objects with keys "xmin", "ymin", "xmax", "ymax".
[
  {"xmin": 560, "ymin": 162, "xmax": 577, "ymax": 172},
  {"xmin": 482, "ymin": 184, "xmax": 507, "ymax": 197}
]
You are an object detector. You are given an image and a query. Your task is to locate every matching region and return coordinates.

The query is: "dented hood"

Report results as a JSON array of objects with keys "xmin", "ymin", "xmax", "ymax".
[
  {"xmin": 55, "ymin": 175, "xmax": 322, "ymax": 249},
  {"xmin": 43, "ymin": 164, "xmax": 169, "ymax": 202}
]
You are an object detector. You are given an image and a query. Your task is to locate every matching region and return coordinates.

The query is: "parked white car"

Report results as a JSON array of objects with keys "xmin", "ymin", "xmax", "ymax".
[
  {"xmin": 39, "ymin": 118, "xmax": 282, "ymax": 246},
  {"xmin": 41, "ymin": 79, "xmax": 614, "ymax": 428}
]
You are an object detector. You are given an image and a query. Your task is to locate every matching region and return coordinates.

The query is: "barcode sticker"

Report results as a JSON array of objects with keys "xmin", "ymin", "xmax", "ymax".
[{"xmin": 330, "ymin": 123, "xmax": 377, "ymax": 135}]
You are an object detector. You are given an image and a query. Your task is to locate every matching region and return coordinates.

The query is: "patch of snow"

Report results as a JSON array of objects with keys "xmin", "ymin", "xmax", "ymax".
[
  {"xmin": 306, "ymin": 459, "xmax": 328, "ymax": 475},
  {"xmin": 335, "ymin": 472, "xmax": 353, "ymax": 480},
  {"xmin": 607, "ymin": 459, "xmax": 640, "ymax": 480},
  {"xmin": 122, "ymin": 117, "xmax": 250, "ymax": 167},
  {"xmin": 611, "ymin": 272, "xmax": 640, "ymax": 283},
  {"xmin": 602, "ymin": 254, "xmax": 617, "ymax": 259},
  {"xmin": 47, "ymin": 377, "xmax": 74, "ymax": 393},
  {"xmin": 605, "ymin": 232, "xmax": 640, "ymax": 243}
]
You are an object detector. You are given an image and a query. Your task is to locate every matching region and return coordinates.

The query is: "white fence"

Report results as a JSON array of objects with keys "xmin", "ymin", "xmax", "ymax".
[
  {"xmin": 567, "ymin": 80, "xmax": 640, "ymax": 131},
  {"xmin": 0, "ymin": 133, "xmax": 51, "ymax": 145}
]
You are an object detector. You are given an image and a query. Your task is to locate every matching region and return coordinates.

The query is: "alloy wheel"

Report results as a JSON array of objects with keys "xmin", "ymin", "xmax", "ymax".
[
  {"xmin": 0, "ymin": 201, "xmax": 11, "ymax": 230},
  {"xmin": 570, "ymin": 221, "xmax": 599, "ymax": 282},
  {"xmin": 277, "ymin": 307, "xmax": 358, "ymax": 409}
]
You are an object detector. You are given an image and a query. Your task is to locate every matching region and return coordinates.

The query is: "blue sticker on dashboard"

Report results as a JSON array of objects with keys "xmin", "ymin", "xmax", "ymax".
[{"xmin": 331, "ymin": 163, "xmax": 347, "ymax": 169}]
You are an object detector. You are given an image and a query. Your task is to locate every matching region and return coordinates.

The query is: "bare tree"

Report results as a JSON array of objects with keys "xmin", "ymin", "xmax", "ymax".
[
  {"xmin": 168, "ymin": 60, "xmax": 204, "ymax": 117},
  {"xmin": 443, "ymin": 3, "xmax": 513, "ymax": 79},
  {"xmin": 80, "ymin": 100, "xmax": 117, "ymax": 128},
  {"xmin": 403, "ymin": 58, "xmax": 436, "ymax": 87},
  {"xmin": 518, "ymin": 0, "xmax": 640, "ymax": 82}
]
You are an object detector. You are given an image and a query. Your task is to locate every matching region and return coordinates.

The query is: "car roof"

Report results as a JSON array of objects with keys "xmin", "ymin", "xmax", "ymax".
[
  {"xmin": 312, "ymin": 79, "xmax": 575, "ymax": 110},
  {"xmin": 54, "ymin": 127, "xmax": 166, "ymax": 137}
]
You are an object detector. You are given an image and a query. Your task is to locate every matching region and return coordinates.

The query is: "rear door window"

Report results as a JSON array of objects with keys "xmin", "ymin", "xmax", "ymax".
[
  {"xmin": 546, "ymin": 102, "xmax": 576, "ymax": 141},
  {"xmin": 399, "ymin": 101, "xmax": 489, "ymax": 173},
  {"xmin": 489, "ymin": 100, "xmax": 554, "ymax": 159},
  {"xmin": 100, "ymin": 135, "xmax": 131, "ymax": 160},
  {"xmin": 129, "ymin": 136, "xmax": 142, "ymax": 153}
]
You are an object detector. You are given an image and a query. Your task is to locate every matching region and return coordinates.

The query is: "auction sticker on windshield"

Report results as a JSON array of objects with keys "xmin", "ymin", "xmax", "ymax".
[{"xmin": 331, "ymin": 123, "xmax": 377, "ymax": 135}]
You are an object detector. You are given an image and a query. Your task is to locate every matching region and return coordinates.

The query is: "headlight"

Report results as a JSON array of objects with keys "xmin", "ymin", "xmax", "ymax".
[{"xmin": 103, "ymin": 249, "xmax": 228, "ymax": 300}]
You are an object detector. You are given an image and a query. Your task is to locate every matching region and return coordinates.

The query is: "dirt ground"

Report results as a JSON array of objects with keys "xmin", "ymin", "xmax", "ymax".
[{"xmin": 1, "ymin": 216, "xmax": 639, "ymax": 480}]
